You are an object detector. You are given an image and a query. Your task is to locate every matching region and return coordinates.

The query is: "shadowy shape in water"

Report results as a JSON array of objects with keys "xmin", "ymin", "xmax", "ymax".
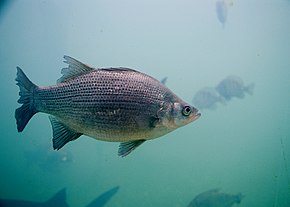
[
  {"xmin": 0, "ymin": 188, "xmax": 69, "ymax": 207},
  {"xmin": 86, "ymin": 186, "xmax": 120, "ymax": 207},
  {"xmin": 0, "ymin": 186, "xmax": 120, "ymax": 207},
  {"xmin": 160, "ymin": 77, "xmax": 168, "ymax": 85},
  {"xmin": 187, "ymin": 189, "xmax": 244, "ymax": 207},
  {"xmin": 216, "ymin": 0, "xmax": 227, "ymax": 28},
  {"xmin": 215, "ymin": 76, "xmax": 255, "ymax": 101},
  {"xmin": 193, "ymin": 76, "xmax": 254, "ymax": 111},
  {"xmin": 192, "ymin": 87, "xmax": 224, "ymax": 110}
]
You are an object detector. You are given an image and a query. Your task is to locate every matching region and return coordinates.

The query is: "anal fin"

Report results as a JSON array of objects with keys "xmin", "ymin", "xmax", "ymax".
[
  {"xmin": 118, "ymin": 140, "xmax": 146, "ymax": 157},
  {"xmin": 49, "ymin": 116, "xmax": 82, "ymax": 150}
]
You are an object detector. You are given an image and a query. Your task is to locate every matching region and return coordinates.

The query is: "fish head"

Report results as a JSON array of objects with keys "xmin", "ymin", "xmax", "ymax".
[{"xmin": 160, "ymin": 100, "xmax": 201, "ymax": 129}]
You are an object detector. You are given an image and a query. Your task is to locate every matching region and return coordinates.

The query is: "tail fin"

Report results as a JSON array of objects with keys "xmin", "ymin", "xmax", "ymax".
[
  {"xmin": 245, "ymin": 83, "xmax": 255, "ymax": 96},
  {"xmin": 15, "ymin": 67, "xmax": 38, "ymax": 132},
  {"xmin": 236, "ymin": 193, "xmax": 245, "ymax": 204},
  {"xmin": 46, "ymin": 188, "xmax": 69, "ymax": 207},
  {"xmin": 86, "ymin": 186, "xmax": 120, "ymax": 207}
]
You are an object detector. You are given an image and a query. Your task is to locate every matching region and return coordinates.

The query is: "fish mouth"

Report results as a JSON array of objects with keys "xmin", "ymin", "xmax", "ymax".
[
  {"xmin": 194, "ymin": 112, "xmax": 201, "ymax": 119},
  {"xmin": 193, "ymin": 107, "xmax": 201, "ymax": 117},
  {"xmin": 192, "ymin": 110, "xmax": 201, "ymax": 122}
]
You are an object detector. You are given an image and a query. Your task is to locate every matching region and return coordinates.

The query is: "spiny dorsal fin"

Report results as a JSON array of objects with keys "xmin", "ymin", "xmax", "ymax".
[
  {"xmin": 58, "ymin": 56, "xmax": 140, "ymax": 83},
  {"xmin": 118, "ymin": 140, "xmax": 146, "ymax": 157},
  {"xmin": 160, "ymin": 77, "xmax": 167, "ymax": 85},
  {"xmin": 57, "ymin": 55, "xmax": 95, "ymax": 83},
  {"xmin": 100, "ymin": 67, "xmax": 138, "ymax": 73},
  {"xmin": 49, "ymin": 116, "xmax": 82, "ymax": 150}
]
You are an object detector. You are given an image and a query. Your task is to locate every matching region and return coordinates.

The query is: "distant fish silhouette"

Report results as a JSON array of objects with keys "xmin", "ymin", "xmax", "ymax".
[
  {"xmin": 86, "ymin": 186, "xmax": 119, "ymax": 207},
  {"xmin": 0, "ymin": 186, "xmax": 120, "ymax": 207},
  {"xmin": 216, "ymin": 76, "xmax": 255, "ymax": 101},
  {"xmin": 192, "ymin": 87, "xmax": 224, "ymax": 110},
  {"xmin": 187, "ymin": 189, "xmax": 244, "ymax": 207},
  {"xmin": 216, "ymin": 0, "xmax": 227, "ymax": 27},
  {"xmin": 0, "ymin": 188, "xmax": 69, "ymax": 207}
]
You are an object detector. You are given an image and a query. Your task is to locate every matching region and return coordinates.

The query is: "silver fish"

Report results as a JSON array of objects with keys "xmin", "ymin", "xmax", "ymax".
[
  {"xmin": 187, "ymin": 189, "xmax": 244, "ymax": 207},
  {"xmin": 15, "ymin": 56, "xmax": 201, "ymax": 157}
]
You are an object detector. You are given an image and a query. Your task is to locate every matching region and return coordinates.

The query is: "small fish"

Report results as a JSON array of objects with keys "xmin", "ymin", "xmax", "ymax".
[
  {"xmin": 15, "ymin": 56, "xmax": 201, "ymax": 157},
  {"xmin": 187, "ymin": 189, "xmax": 244, "ymax": 207},
  {"xmin": 192, "ymin": 87, "xmax": 224, "ymax": 110},
  {"xmin": 215, "ymin": 76, "xmax": 255, "ymax": 101},
  {"xmin": 0, "ymin": 188, "xmax": 69, "ymax": 207},
  {"xmin": 216, "ymin": 0, "xmax": 227, "ymax": 27}
]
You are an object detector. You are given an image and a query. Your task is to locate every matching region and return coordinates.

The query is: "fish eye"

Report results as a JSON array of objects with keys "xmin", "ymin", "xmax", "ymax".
[{"xmin": 182, "ymin": 106, "xmax": 191, "ymax": 116}]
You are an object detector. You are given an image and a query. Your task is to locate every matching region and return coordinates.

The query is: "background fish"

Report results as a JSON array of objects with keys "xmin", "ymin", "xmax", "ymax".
[
  {"xmin": 216, "ymin": 76, "xmax": 255, "ymax": 101},
  {"xmin": 192, "ymin": 87, "xmax": 225, "ymax": 110},
  {"xmin": 15, "ymin": 56, "xmax": 200, "ymax": 157},
  {"xmin": 0, "ymin": 186, "xmax": 119, "ymax": 207},
  {"xmin": 216, "ymin": 0, "xmax": 227, "ymax": 27},
  {"xmin": 187, "ymin": 189, "xmax": 244, "ymax": 207},
  {"xmin": 0, "ymin": 188, "xmax": 69, "ymax": 207}
]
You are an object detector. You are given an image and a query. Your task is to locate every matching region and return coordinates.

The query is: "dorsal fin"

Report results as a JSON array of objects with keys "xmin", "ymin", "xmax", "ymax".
[
  {"xmin": 160, "ymin": 77, "xmax": 168, "ymax": 85},
  {"xmin": 57, "ymin": 56, "xmax": 95, "ymax": 83},
  {"xmin": 58, "ymin": 56, "xmax": 140, "ymax": 83},
  {"xmin": 100, "ymin": 67, "xmax": 138, "ymax": 73}
]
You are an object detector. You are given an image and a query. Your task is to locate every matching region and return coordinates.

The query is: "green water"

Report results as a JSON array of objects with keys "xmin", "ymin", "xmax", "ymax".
[{"xmin": 0, "ymin": 0, "xmax": 290, "ymax": 206}]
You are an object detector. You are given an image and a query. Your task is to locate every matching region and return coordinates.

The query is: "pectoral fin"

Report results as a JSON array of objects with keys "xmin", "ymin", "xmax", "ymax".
[
  {"xmin": 118, "ymin": 140, "xmax": 146, "ymax": 157},
  {"xmin": 49, "ymin": 116, "xmax": 82, "ymax": 150}
]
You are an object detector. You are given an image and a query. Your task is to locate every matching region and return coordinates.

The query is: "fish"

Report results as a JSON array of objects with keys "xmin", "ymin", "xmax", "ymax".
[
  {"xmin": 0, "ymin": 186, "xmax": 119, "ymax": 207},
  {"xmin": 15, "ymin": 56, "xmax": 201, "ymax": 157},
  {"xmin": 0, "ymin": 188, "xmax": 69, "ymax": 207},
  {"xmin": 215, "ymin": 76, "xmax": 255, "ymax": 101},
  {"xmin": 187, "ymin": 189, "xmax": 244, "ymax": 207},
  {"xmin": 216, "ymin": 0, "xmax": 227, "ymax": 27},
  {"xmin": 192, "ymin": 87, "xmax": 225, "ymax": 110}
]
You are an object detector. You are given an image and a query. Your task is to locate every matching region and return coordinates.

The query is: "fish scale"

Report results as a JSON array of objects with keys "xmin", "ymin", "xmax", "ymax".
[
  {"xmin": 34, "ymin": 70, "xmax": 165, "ymax": 137},
  {"xmin": 15, "ymin": 56, "xmax": 200, "ymax": 156}
]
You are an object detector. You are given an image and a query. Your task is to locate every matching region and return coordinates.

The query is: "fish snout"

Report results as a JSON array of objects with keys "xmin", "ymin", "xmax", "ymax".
[{"xmin": 191, "ymin": 107, "xmax": 201, "ymax": 121}]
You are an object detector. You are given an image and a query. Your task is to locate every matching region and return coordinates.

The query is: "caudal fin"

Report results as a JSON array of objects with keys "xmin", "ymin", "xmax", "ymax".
[
  {"xmin": 15, "ymin": 67, "xmax": 38, "ymax": 132},
  {"xmin": 236, "ymin": 193, "xmax": 245, "ymax": 204},
  {"xmin": 245, "ymin": 83, "xmax": 255, "ymax": 96},
  {"xmin": 86, "ymin": 186, "xmax": 120, "ymax": 207}
]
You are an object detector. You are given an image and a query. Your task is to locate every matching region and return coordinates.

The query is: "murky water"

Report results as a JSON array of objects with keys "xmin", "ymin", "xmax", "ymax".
[{"xmin": 0, "ymin": 0, "xmax": 289, "ymax": 206}]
